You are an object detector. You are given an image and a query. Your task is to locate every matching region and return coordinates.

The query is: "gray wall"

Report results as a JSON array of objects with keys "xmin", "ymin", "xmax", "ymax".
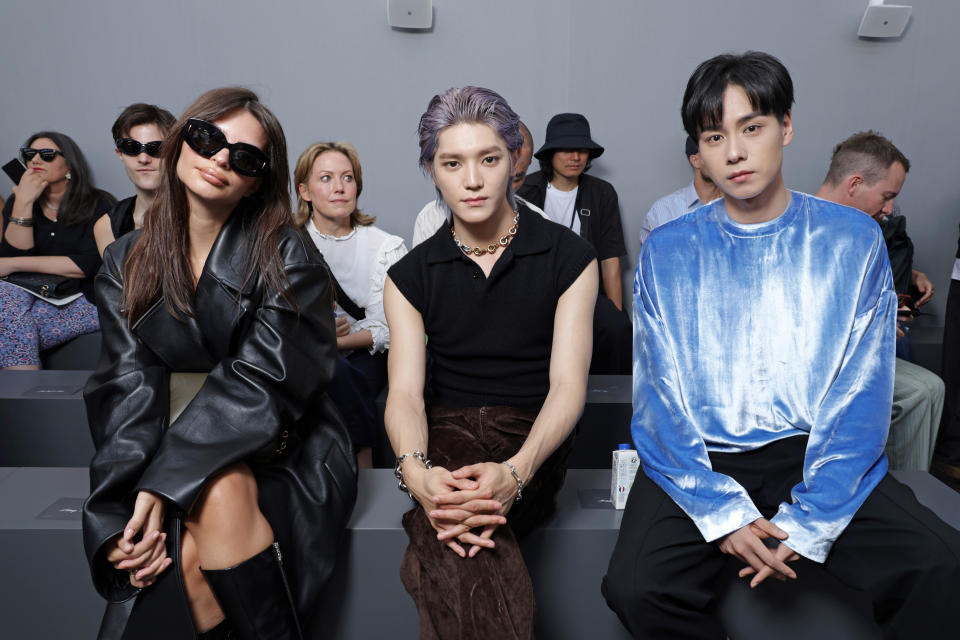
[{"xmin": 1, "ymin": 0, "xmax": 956, "ymax": 324}]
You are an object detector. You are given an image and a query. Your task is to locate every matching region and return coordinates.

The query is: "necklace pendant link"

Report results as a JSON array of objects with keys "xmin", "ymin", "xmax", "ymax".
[{"xmin": 451, "ymin": 210, "xmax": 521, "ymax": 257}]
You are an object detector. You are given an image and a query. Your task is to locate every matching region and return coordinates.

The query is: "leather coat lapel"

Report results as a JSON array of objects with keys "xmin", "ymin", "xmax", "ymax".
[
  {"xmin": 193, "ymin": 201, "xmax": 259, "ymax": 361},
  {"xmin": 132, "ymin": 299, "xmax": 216, "ymax": 371},
  {"xmin": 131, "ymin": 201, "xmax": 259, "ymax": 369}
]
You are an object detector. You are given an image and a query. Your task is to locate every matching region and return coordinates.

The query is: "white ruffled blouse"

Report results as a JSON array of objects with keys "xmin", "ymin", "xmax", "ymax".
[{"xmin": 306, "ymin": 220, "xmax": 408, "ymax": 354}]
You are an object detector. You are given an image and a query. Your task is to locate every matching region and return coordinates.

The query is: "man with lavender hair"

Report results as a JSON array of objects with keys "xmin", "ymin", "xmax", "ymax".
[
  {"xmin": 411, "ymin": 120, "xmax": 545, "ymax": 246},
  {"xmin": 385, "ymin": 85, "xmax": 597, "ymax": 639}
]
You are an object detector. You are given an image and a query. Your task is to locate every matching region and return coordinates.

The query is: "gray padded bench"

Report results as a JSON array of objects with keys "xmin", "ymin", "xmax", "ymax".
[
  {"xmin": 2, "ymin": 467, "xmax": 958, "ymax": 639},
  {"xmin": 40, "ymin": 331, "xmax": 102, "ymax": 370},
  {"xmin": 0, "ymin": 372, "xmax": 632, "ymax": 468},
  {"xmin": 0, "ymin": 369, "xmax": 93, "ymax": 466}
]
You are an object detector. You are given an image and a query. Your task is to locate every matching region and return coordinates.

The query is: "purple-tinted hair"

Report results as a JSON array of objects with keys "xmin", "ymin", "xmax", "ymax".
[{"xmin": 417, "ymin": 86, "xmax": 523, "ymax": 212}]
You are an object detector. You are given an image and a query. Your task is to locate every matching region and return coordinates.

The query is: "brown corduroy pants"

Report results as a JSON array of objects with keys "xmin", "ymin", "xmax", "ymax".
[{"xmin": 399, "ymin": 406, "xmax": 572, "ymax": 640}]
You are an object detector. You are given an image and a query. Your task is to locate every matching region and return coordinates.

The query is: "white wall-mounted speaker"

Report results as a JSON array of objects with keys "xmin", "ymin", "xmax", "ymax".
[
  {"xmin": 858, "ymin": 1, "xmax": 911, "ymax": 39},
  {"xmin": 388, "ymin": 0, "xmax": 433, "ymax": 30}
]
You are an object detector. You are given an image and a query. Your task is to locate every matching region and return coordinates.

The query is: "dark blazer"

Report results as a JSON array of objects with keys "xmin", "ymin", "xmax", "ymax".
[
  {"xmin": 106, "ymin": 195, "xmax": 137, "ymax": 241},
  {"xmin": 879, "ymin": 214, "xmax": 914, "ymax": 296},
  {"xmin": 82, "ymin": 203, "xmax": 357, "ymax": 635},
  {"xmin": 517, "ymin": 171, "xmax": 626, "ymax": 267}
]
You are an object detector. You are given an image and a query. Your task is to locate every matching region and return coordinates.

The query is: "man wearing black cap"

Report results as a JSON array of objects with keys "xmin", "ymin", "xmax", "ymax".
[
  {"xmin": 519, "ymin": 113, "xmax": 630, "ymax": 374},
  {"xmin": 639, "ymin": 136, "xmax": 722, "ymax": 244}
]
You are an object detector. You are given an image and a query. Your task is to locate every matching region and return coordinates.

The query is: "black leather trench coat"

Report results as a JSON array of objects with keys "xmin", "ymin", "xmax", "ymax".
[{"xmin": 82, "ymin": 205, "xmax": 357, "ymax": 638}]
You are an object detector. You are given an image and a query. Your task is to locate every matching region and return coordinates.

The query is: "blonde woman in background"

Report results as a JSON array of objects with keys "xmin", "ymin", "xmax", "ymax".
[{"xmin": 295, "ymin": 141, "xmax": 407, "ymax": 467}]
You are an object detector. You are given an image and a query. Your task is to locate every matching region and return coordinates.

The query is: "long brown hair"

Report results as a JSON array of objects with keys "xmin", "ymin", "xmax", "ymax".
[
  {"xmin": 122, "ymin": 87, "xmax": 292, "ymax": 325},
  {"xmin": 293, "ymin": 141, "xmax": 376, "ymax": 228}
]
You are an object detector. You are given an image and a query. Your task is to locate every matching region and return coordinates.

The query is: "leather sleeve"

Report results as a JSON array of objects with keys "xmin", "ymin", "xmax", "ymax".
[
  {"xmin": 134, "ymin": 233, "xmax": 338, "ymax": 514},
  {"xmin": 82, "ymin": 236, "xmax": 169, "ymax": 602}
]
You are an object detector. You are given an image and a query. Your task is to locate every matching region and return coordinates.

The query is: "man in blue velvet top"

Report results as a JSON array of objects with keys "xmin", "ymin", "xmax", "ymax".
[{"xmin": 602, "ymin": 51, "xmax": 960, "ymax": 638}]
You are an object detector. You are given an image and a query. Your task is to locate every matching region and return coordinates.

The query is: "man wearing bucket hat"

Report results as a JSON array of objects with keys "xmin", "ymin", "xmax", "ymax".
[{"xmin": 519, "ymin": 113, "xmax": 630, "ymax": 374}]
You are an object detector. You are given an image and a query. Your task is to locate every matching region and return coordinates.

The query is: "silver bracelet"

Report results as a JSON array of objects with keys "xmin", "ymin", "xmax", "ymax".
[
  {"xmin": 8, "ymin": 216, "xmax": 34, "ymax": 227},
  {"xmin": 502, "ymin": 461, "xmax": 524, "ymax": 501},
  {"xmin": 395, "ymin": 450, "xmax": 432, "ymax": 497}
]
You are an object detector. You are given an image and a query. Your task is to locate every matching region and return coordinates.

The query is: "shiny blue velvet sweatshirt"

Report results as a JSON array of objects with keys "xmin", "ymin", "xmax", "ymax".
[{"xmin": 632, "ymin": 191, "xmax": 896, "ymax": 563}]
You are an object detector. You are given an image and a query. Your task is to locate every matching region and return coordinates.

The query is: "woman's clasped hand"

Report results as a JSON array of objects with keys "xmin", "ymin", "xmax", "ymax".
[{"xmin": 105, "ymin": 491, "xmax": 172, "ymax": 588}]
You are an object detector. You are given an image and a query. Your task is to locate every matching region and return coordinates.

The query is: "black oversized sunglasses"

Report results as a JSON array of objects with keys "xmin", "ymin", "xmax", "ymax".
[
  {"xmin": 115, "ymin": 138, "xmax": 163, "ymax": 158},
  {"xmin": 183, "ymin": 118, "xmax": 270, "ymax": 177},
  {"xmin": 20, "ymin": 147, "xmax": 63, "ymax": 163}
]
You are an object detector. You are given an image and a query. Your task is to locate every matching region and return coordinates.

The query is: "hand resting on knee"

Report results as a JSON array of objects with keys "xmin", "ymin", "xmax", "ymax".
[
  {"xmin": 430, "ymin": 462, "xmax": 521, "ymax": 557},
  {"xmin": 404, "ymin": 463, "xmax": 507, "ymax": 559}
]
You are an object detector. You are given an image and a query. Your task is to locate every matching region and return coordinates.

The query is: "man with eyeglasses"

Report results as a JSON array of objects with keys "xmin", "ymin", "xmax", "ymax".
[
  {"xmin": 93, "ymin": 103, "xmax": 175, "ymax": 256},
  {"xmin": 815, "ymin": 131, "xmax": 943, "ymax": 473}
]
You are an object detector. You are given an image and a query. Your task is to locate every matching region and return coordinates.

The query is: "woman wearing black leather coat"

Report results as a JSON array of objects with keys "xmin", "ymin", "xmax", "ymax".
[{"xmin": 81, "ymin": 87, "xmax": 357, "ymax": 639}]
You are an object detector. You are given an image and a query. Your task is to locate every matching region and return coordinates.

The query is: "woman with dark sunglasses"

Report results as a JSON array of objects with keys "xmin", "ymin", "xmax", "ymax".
[
  {"xmin": 82, "ymin": 87, "xmax": 356, "ymax": 639},
  {"xmin": 93, "ymin": 103, "xmax": 176, "ymax": 257},
  {"xmin": 0, "ymin": 131, "xmax": 115, "ymax": 369}
]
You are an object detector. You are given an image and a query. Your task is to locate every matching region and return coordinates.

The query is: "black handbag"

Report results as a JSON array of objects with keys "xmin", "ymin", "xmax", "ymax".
[{"xmin": 1, "ymin": 271, "xmax": 82, "ymax": 298}]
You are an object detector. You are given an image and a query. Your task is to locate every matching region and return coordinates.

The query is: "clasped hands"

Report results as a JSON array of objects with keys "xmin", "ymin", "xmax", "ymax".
[
  {"xmin": 105, "ymin": 490, "xmax": 172, "ymax": 589},
  {"xmin": 407, "ymin": 461, "xmax": 520, "ymax": 559},
  {"xmin": 718, "ymin": 517, "xmax": 799, "ymax": 588}
]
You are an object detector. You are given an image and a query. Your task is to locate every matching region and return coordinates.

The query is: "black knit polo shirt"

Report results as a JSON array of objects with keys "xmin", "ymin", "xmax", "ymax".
[{"xmin": 388, "ymin": 204, "xmax": 596, "ymax": 408}]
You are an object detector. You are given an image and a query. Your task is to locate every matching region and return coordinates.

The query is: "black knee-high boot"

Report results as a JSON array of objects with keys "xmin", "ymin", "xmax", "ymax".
[
  {"xmin": 202, "ymin": 542, "xmax": 303, "ymax": 640},
  {"xmin": 197, "ymin": 620, "xmax": 234, "ymax": 639}
]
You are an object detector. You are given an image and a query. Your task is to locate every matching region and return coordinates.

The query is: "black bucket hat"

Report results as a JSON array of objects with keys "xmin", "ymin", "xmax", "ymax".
[{"xmin": 533, "ymin": 113, "xmax": 605, "ymax": 160}]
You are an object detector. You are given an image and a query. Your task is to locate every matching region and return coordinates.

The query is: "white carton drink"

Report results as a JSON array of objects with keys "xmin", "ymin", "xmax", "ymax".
[{"xmin": 611, "ymin": 444, "xmax": 640, "ymax": 509}]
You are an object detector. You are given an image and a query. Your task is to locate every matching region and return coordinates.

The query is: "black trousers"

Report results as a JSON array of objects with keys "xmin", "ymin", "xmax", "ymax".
[
  {"xmin": 938, "ymin": 278, "xmax": 960, "ymax": 464},
  {"xmin": 591, "ymin": 294, "xmax": 632, "ymax": 375},
  {"xmin": 326, "ymin": 350, "xmax": 386, "ymax": 448},
  {"xmin": 602, "ymin": 435, "xmax": 960, "ymax": 639}
]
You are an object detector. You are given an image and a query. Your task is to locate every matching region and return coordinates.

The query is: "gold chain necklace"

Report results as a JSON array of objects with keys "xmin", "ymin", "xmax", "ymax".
[{"xmin": 451, "ymin": 212, "xmax": 519, "ymax": 256}]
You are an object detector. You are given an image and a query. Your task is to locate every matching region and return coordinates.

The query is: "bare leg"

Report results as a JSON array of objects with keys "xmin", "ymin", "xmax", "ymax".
[
  {"xmin": 356, "ymin": 446, "xmax": 373, "ymax": 469},
  {"xmin": 185, "ymin": 463, "xmax": 275, "ymax": 570},
  {"xmin": 182, "ymin": 463, "xmax": 275, "ymax": 632},
  {"xmin": 181, "ymin": 528, "xmax": 225, "ymax": 632}
]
